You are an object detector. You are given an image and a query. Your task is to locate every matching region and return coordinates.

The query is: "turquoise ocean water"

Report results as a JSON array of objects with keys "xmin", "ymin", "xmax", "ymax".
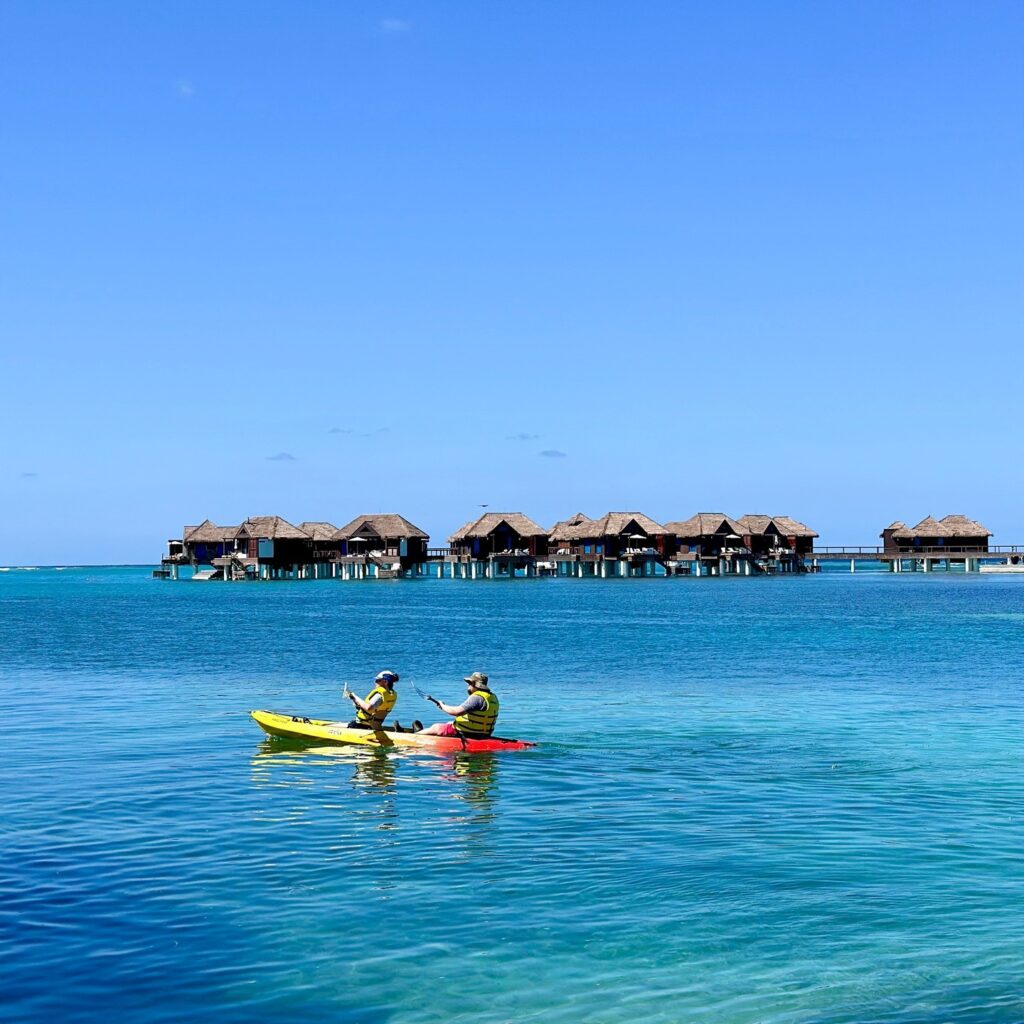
[{"xmin": 2, "ymin": 566, "xmax": 1023, "ymax": 1023}]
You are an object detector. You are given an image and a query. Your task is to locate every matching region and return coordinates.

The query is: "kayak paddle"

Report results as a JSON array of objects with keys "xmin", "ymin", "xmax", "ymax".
[
  {"xmin": 413, "ymin": 684, "xmax": 441, "ymax": 707},
  {"xmin": 342, "ymin": 680, "xmax": 394, "ymax": 747}
]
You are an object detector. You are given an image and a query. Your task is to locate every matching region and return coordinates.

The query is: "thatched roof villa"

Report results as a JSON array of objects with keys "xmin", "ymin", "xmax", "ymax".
[
  {"xmin": 332, "ymin": 514, "xmax": 429, "ymax": 568},
  {"xmin": 449, "ymin": 513, "xmax": 549, "ymax": 559},
  {"xmin": 737, "ymin": 514, "xmax": 818, "ymax": 556},
  {"xmin": 298, "ymin": 522, "xmax": 339, "ymax": 542},
  {"xmin": 550, "ymin": 512, "xmax": 669, "ymax": 556},
  {"xmin": 665, "ymin": 513, "xmax": 748, "ymax": 563},
  {"xmin": 181, "ymin": 520, "xmax": 243, "ymax": 563},
  {"xmin": 882, "ymin": 515, "xmax": 992, "ymax": 554}
]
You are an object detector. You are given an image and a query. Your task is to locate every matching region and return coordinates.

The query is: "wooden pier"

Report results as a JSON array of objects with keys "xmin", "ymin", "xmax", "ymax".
[{"xmin": 809, "ymin": 545, "xmax": 1024, "ymax": 572}]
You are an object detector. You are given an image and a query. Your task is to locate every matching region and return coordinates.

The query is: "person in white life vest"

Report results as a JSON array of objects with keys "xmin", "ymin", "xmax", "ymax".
[
  {"xmin": 419, "ymin": 672, "xmax": 499, "ymax": 737},
  {"xmin": 347, "ymin": 670, "xmax": 399, "ymax": 729}
]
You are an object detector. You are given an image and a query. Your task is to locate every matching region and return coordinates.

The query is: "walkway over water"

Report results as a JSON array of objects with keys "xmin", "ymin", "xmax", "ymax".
[{"xmin": 813, "ymin": 545, "xmax": 1024, "ymax": 561}]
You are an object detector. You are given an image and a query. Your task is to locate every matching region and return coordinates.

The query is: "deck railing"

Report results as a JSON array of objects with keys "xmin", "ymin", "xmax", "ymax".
[{"xmin": 814, "ymin": 545, "xmax": 1019, "ymax": 556}]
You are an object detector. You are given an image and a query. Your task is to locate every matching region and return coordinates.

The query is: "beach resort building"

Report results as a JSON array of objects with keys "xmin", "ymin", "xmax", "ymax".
[
  {"xmin": 548, "ymin": 512, "xmax": 670, "ymax": 577},
  {"xmin": 664, "ymin": 513, "xmax": 751, "ymax": 576},
  {"xmin": 447, "ymin": 513, "xmax": 549, "ymax": 578},
  {"xmin": 237, "ymin": 516, "xmax": 323, "ymax": 579},
  {"xmin": 332, "ymin": 514, "xmax": 429, "ymax": 578},
  {"xmin": 736, "ymin": 515, "xmax": 818, "ymax": 573},
  {"xmin": 161, "ymin": 507, "xmax": 833, "ymax": 580},
  {"xmin": 181, "ymin": 520, "xmax": 244, "ymax": 567},
  {"xmin": 881, "ymin": 515, "xmax": 992, "ymax": 556}
]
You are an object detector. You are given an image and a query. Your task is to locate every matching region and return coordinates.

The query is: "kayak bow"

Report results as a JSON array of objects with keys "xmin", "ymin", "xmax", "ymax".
[{"xmin": 250, "ymin": 710, "xmax": 535, "ymax": 752}]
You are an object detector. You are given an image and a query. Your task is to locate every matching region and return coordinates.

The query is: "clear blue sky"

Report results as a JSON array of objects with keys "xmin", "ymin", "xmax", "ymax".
[{"xmin": 2, "ymin": 2, "xmax": 1022, "ymax": 564}]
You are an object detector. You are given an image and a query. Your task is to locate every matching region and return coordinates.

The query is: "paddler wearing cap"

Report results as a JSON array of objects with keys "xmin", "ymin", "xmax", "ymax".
[
  {"xmin": 419, "ymin": 672, "xmax": 499, "ymax": 738},
  {"xmin": 346, "ymin": 670, "xmax": 399, "ymax": 729}
]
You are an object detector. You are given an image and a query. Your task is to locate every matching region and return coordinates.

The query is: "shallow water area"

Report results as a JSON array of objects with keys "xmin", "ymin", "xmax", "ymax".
[{"xmin": 2, "ymin": 566, "xmax": 1024, "ymax": 1023}]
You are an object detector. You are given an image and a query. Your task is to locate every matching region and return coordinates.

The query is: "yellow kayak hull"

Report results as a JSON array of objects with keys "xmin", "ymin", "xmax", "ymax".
[{"xmin": 250, "ymin": 710, "xmax": 534, "ymax": 752}]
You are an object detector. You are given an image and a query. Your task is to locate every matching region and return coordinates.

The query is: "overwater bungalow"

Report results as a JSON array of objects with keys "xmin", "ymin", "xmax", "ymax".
[
  {"xmin": 447, "ymin": 513, "xmax": 548, "ymax": 578},
  {"xmin": 179, "ymin": 520, "xmax": 244, "ymax": 575},
  {"xmin": 736, "ymin": 515, "xmax": 818, "ymax": 573},
  {"xmin": 297, "ymin": 522, "xmax": 342, "ymax": 572},
  {"xmin": 332, "ymin": 514, "xmax": 429, "ymax": 578},
  {"xmin": 881, "ymin": 515, "xmax": 991, "ymax": 571},
  {"xmin": 237, "ymin": 516, "xmax": 315, "ymax": 579},
  {"xmin": 664, "ymin": 513, "xmax": 751, "ymax": 576},
  {"xmin": 548, "ymin": 512, "xmax": 669, "ymax": 577}
]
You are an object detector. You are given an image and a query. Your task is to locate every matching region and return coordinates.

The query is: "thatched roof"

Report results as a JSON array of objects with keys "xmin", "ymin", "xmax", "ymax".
[
  {"xmin": 737, "ymin": 515, "xmax": 818, "ymax": 538},
  {"xmin": 299, "ymin": 522, "xmax": 339, "ymax": 542},
  {"xmin": 665, "ymin": 513, "xmax": 746, "ymax": 538},
  {"xmin": 449, "ymin": 513, "xmax": 548, "ymax": 543},
  {"xmin": 333, "ymin": 514, "xmax": 428, "ymax": 541},
  {"xmin": 238, "ymin": 515, "xmax": 309, "ymax": 540},
  {"xmin": 939, "ymin": 514, "xmax": 991, "ymax": 537},
  {"xmin": 883, "ymin": 521, "xmax": 907, "ymax": 532},
  {"xmin": 549, "ymin": 513, "xmax": 594, "ymax": 542},
  {"xmin": 557, "ymin": 512, "xmax": 668, "ymax": 540},
  {"xmin": 736, "ymin": 515, "xmax": 774, "ymax": 535},
  {"xmin": 892, "ymin": 514, "xmax": 992, "ymax": 539},
  {"xmin": 771, "ymin": 516, "xmax": 818, "ymax": 539},
  {"xmin": 892, "ymin": 515, "xmax": 945, "ymax": 539},
  {"xmin": 183, "ymin": 520, "xmax": 239, "ymax": 543},
  {"xmin": 448, "ymin": 520, "xmax": 477, "ymax": 543}
]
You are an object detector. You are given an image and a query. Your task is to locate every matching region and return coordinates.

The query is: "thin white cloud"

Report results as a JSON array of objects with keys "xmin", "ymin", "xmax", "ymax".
[
  {"xmin": 539, "ymin": 449, "xmax": 567, "ymax": 459},
  {"xmin": 329, "ymin": 427, "xmax": 388, "ymax": 437},
  {"xmin": 380, "ymin": 17, "xmax": 411, "ymax": 33},
  {"xmin": 266, "ymin": 452, "xmax": 298, "ymax": 462},
  {"xmin": 175, "ymin": 79, "xmax": 195, "ymax": 98}
]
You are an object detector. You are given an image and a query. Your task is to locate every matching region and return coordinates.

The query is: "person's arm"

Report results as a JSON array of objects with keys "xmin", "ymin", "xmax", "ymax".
[
  {"xmin": 436, "ymin": 694, "xmax": 484, "ymax": 717},
  {"xmin": 348, "ymin": 691, "xmax": 383, "ymax": 715}
]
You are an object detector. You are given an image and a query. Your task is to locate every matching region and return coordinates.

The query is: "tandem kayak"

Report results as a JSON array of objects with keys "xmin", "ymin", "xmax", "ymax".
[{"xmin": 250, "ymin": 710, "xmax": 535, "ymax": 752}]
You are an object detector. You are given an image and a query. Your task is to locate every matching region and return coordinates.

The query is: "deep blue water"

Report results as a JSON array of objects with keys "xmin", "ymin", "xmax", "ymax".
[{"xmin": 2, "ymin": 566, "xmax": 1023, "ymax": 1023}]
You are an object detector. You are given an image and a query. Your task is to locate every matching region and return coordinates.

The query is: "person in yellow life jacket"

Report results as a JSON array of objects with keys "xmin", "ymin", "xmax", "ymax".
[
  {"xmin": 346, "ymin": 670, "xmax": 399, "ymax": 729},
  {"xmin": 419, "ymin": 672, "xmax": 499, "ymax": 737}
]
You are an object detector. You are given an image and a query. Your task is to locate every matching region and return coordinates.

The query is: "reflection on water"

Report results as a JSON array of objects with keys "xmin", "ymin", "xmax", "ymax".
[{"xmin": 250, "ymin": 739, "xmax": 501, "ymax": 838}]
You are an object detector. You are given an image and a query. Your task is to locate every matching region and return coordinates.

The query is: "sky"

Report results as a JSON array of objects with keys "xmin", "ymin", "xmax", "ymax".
[{"xmin": 1, "ymin": 2, "xmax": 1022, "ymax": 564}]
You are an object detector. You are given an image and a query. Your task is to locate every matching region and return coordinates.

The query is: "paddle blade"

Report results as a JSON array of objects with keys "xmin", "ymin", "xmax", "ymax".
[{"xmin": 366, "ymin": 719, "xmax": 394, "ymax": 747}]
